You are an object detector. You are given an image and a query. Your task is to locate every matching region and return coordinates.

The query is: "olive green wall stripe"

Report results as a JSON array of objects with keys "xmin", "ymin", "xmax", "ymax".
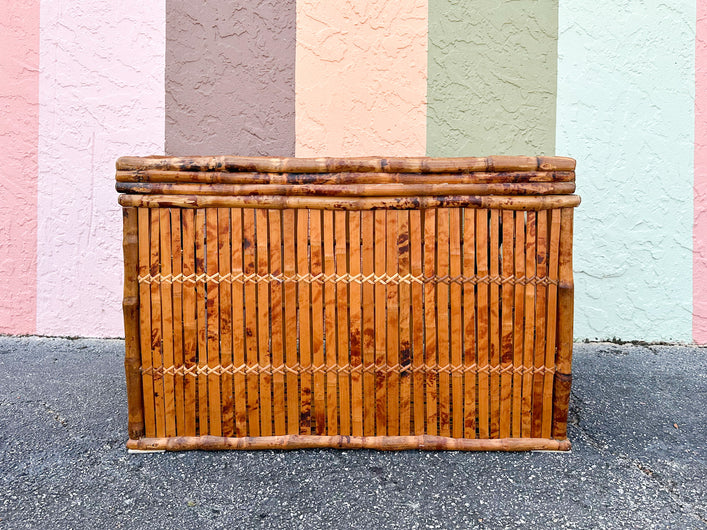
[{"xmin": 427, "ymin": 1, "xmax": 559, "ymax": 157}]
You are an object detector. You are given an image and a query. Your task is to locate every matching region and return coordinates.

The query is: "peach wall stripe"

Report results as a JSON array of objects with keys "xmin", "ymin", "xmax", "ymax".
[
  {"xmin": 0, "ymin": 0, "xmax": 39, "ymax": 335},
  {"xmin": 37, "ymin": 1, "xmax": 165, "ymax": 337},
  {"xmin": 295, "ymin": 0, "xmax": 427, "ymax": 157},
  {"xmin": 695, "ymin": 2, "xmax": 707, "ymax": 343}
]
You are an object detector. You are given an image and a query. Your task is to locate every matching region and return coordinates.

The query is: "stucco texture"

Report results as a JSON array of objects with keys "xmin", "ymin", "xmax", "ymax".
[
  {"xmin": 694, "ymin": 2, "xmax": 707, "ymax": 343},
  {"xmin": 37, "ymin": 0, "xmax": 165, "ymax": 337},
  {"xmin": 427, "ymin": 0, "xmax": 558, "ymax": 157},
  {"xmin": 166, "ymin": 0, "xmax": 296, "ymax": 156},
  {"xmin": 557, "ymin": 1, "xmax": 695, "ymax": 342},
  {"xmin": 0, "ymin": 0, "xmax": 38, "ymax": 334},
  {"xmin": 295, "ymin": 0, "xmax": 427, "ymax": 157}
]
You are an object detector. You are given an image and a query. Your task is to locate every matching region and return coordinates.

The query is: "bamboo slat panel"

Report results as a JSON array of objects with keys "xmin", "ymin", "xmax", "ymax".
[{"xmin": 120, "ymin": 156, "xmax": 578, "ymax": 452}]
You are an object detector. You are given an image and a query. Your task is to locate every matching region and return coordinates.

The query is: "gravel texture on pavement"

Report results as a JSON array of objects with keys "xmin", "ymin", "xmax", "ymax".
[{"xmin": 0, "ymin": 337, "xmax": 705, "ymax": 529}]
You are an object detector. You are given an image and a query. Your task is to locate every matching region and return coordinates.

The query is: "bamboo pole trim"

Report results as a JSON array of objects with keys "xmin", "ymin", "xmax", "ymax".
[
  {"xmin": 142, "ymin": 362, "xmax": 557, "ymax": 377},
  {"xmin": 137, "ymin": 271, "xmax": 560, "ymax": 287},
  {"xmin": 118, "ymin": 194, "xmax": 582, "ymax": 211},
  {"xmin": 115, "ymin": 181, "xmax": 576, "ymax": 197},
  {"xmin": 126, "ymin": 435, "xmax": 572, "ymax": 451},
  {"xmin": 116, "ymin": 155, "xmax": 577, "ymax": 174},
  {"xmin": 116, "ymin": 170, "xmax": 576, "ymax": 185}
]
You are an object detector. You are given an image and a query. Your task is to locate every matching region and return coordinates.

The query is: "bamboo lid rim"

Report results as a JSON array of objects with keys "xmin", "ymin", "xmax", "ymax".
[{"xmin": 116, "ymin": 155, "xmax": 576, "ymax": 174}]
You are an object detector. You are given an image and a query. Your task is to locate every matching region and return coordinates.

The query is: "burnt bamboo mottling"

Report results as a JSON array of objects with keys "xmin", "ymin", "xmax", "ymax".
[
  {"xmin": 122, "ymin": 207, "xmax": 144, "ymax": 439},
  {"xmin": 118, "ymin": 155, "xmax": 579, "ymax": 452}
]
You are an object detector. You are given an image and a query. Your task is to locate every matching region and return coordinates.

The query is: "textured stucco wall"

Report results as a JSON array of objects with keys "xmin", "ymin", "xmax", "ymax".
[
  {"xmin": 295, "ymin": 0, "xmax": 427, "ymax": 156},
  {"xmin": 427, "ymin": 0, "xmax": 558, "ymax": 157},
  {"xmin": 557, "ymin": 1, "xmax": 695, "ymax": 342},
  {"xmin": 37, "ymin": 1, "xmax": 165, "ymax": 337},
  {"xmin": 0, "ymin": 0, "xmax": 38, "ymax": 334},
  {"xmin": 694, "ymin": 3, "xmax": 707, "ymax": 343},
  {"xmin": 166, "ymin": 0, "xmax": 296, "ymax": 156}
]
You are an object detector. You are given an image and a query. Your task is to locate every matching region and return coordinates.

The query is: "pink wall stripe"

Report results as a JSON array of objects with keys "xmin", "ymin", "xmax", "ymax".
[
  {"xmin": 0, "ymin": 0, "xmax": 39, "ymax": 335},
  {"xmin": 295, "ymin": 0, "xmax": 427, "ymax": 157},
  {"xmin": 37, "ymin": 1, "xmax": 165, "ymax": 337},
  {"xmin": 695, "ymin": 2, "xmax": 707, "ymax": 343}
]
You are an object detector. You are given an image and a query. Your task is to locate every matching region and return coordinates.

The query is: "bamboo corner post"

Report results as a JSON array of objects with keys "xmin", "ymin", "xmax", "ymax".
[{"xmin": 118, "ymin": 155, "xmax": 580, "ymax": 452}]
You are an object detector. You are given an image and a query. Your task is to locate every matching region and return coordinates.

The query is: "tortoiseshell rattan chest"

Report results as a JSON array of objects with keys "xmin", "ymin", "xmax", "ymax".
[{"xmin": 118, "ymin": 155, "xmax": 579, "ymax": 451}]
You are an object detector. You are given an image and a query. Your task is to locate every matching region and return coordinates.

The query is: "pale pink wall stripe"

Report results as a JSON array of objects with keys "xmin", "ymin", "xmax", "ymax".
[
  {"xmin": 0, "ymin": 0, "xmax": 39, "ymax": 335},
  {"xmin": 695, "ymin": 2, "xmax": 707, "ymax": 344},
  {"xmin": 37, "ymin": 1, "xmax": 165, "ymax": 337},
  {"xmin": 296, "ymin": 1, "xmax": 427, "ymax": 157}
]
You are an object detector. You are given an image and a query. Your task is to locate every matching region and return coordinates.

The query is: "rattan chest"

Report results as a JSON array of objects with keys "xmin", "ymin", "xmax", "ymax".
[{"xmin": 118, "ymin": 155, "xmax": 579, "ymax": 451}]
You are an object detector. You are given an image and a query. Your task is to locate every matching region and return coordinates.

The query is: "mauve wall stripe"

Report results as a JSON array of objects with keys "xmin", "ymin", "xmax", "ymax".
[
  {"xmin": 694, "ymin": 2, "xmax": 707, "ymax": 344},
  {"xmin": 166, "ymin": 0, "xmax": 296, "ymax": 157},
  {"xmin": 0, "ymin": 0, "xmax": 39, "ymax": 334}
]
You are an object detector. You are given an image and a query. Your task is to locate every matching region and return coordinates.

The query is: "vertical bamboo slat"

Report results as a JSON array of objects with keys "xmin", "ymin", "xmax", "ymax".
[
  {"xmin": 138, "ymin": 208, "xmax": 155, "ymax": 438},
  {"xmin": 397, "ymin": 210, "xmax": 411, "ymax": 436},
  {"xmin": 512, "ymin": 212, "xmax": 526, "ymax": 438},
  {"xmin": 374, "ymin": 210, "xmax": 387, "ymax": 435},
  {"xmin": 255, "ymin": 209, "xmax": 272, "ymax": 436},
  {"xmin": 488, "ymin": 210, "xmax": 500, "ymax": 438},
  {"xmin": 500, "ymin": 210, "xmax": 514, "ymax": 438},
  {"xmin": 449, "ymin": 209, "xmax": 463, "ymax": 438},
  {"xmin": 283, "ymin": 209, "xmax": 299, "ymax": 434},
  {"xmin": 349, "ymin": 211, "xmax": 363, "ymax": 437},
  {"xmin": 553, "ymin": 208, "xmax": 574, "ymax": 440},
  {"xmin": 361, "ymin": 211, "xmax": 375, "ymax": 436},
  {"xmin": 181, "ymin": 210, "xmax": 197, "ymax": 436},
  {"xmin": 195, "ymin": 209, "xmax": 208, "ymax": 435},
  {"xmin": 335, "ymin": 210, "xmax": 351, "ymax": 435},
  {"xmin": 170, "ymin": 209, "xmax": 185, "ymax": 436},
  {"xmin": 231, "ymin": 208, "xmax": 246, "ymax": 437},
  {"xmin": 475, "ymin": 209, "xmax": 489, "ymax": 438},
  {"xmin": 462, "ymin": 209, "xmax": 476, "ymax": 439},
  {"xmin": 521, "ymin": 212, "xmax": 536, "ymax": 438},
  {"xmin": 269, "ymin": 209, "xmax": 286, "ymax": 436},
  {"xmin": 159, "ymin": 209, "xmax": 176, "ymax": 437},
  {"xmin": 386, "ymin": 211, "xmax": 399, "ymax": 436},
  {"xmin": 218, "ymin": 208, "xmax": 234, "ymax": 437},
  {"xmin": 532, "ymin": 210, "xmax": 548, "ymax": 438},
  {"xmin": 242, "ymin": 209, "xmax": 259, "ymax": 436},
  {"xmin": 409, "ymin": 210, "xmax": 425, "ymax": 436},
  {"xmin": 150, "ymin": 209, "xmax": 166, "ymax": 438},
  {"xmin": 437, "ymin": 209, "xmax": 451, "ymax": 437},
  {"xmin": 310, "ymin": 211, "xmax": 326, "ymax": 435},
  {"xmin": 205, "ymin": 209, "xmax": 221, "ymax": 436},
  {"xmin": 296, "ymin": 209, "xmax": 312, "ymax": 435},
  {"xmin": 323, "ymin": 211, "xmax": 338, "ymax": 434},
  {"xmin": 543, "ymin": 209, "xmax": 561, "ymax": 437},
  {"xmin": 423, "ymin": 209, "xmax": 438, "ymax": 436},
  {"xmin": 123, "ymin": 207, "xmax": 144, "ymax": 439}
]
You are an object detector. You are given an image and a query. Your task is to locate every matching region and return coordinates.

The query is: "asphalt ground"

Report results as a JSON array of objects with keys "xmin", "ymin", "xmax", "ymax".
[{"xmin": 0, "ymin": 337, "xmax": 705, "ymax": 529}]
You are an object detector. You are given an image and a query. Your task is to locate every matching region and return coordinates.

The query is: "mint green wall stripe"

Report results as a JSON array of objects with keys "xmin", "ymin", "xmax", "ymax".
[
  {"xmin": 556, "ymin": 1, "xmax": 694, "ymax": 342},
  {"xmin": 427, "ymin": 1, "xmax": 558, "ymax": 157}
]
